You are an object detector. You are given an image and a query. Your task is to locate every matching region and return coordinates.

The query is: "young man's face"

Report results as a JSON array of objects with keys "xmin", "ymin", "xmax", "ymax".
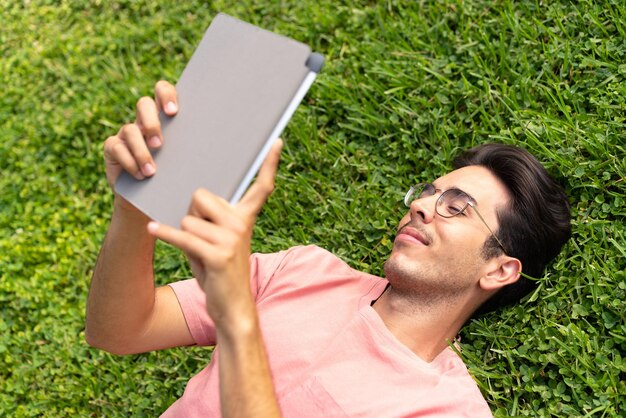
[{"xmin": 384, "ymin": 165, "xmax": 511, "ymax": 300}]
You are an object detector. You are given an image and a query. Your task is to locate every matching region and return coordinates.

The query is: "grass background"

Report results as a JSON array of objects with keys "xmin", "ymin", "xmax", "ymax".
[{"xmin": 1, "ymin": 0, "xmax": 625, "ymax": 416}]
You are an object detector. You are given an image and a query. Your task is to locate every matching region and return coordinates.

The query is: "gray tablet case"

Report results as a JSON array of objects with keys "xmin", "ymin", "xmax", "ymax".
[{"xmin": 115, "ymin": 13, "xmax": 324, "ymax": 226}]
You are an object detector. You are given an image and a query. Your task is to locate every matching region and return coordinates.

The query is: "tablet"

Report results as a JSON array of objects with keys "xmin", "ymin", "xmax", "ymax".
[{"xmin": 115, "ymin": 13, "xmax": 324, "ymax": 226}]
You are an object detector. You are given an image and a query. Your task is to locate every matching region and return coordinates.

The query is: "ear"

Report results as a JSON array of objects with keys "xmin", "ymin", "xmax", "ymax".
[{"xmin": 479, "ymin": 256, "xmax": 522, "ymax": 291}]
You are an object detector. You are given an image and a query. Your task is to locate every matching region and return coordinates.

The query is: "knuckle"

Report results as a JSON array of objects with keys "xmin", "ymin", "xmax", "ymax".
[
  {"xmin": 212, "ymin": 257, "xmax": 227, "ymax": 270},
  {"xmin": 180, "ymin": 215, "xmax": 194, "ymax": 230},
  {"xmin": 231, "ymin": 220, "xmax": 248, "ymax": 236},
  {"xmin": 120, "ymin": 123, "xmax": 137, "ymax": 137},
  {"xmin": 258, "ymin": 179, "xmax": 275, "ymax": 195},
  {"xmin": 155, "ymin": 79, "xmax": 173, "ymax": 93},
  {"xmin": 111, "ymin": 140, "xmax": 128, "ymax": 155},
  {"xmin": 104, "ymin": 139, "xmax": 130, "ymax": 162},
  {"xmin": 191, "ymin": 188, "xmax": 208, "ymax": 202},
  {"xmin": 141, "ymin": 118, "xmax": 159, "ymax": 133},
  {"xmin": 221, "ymin": 247, "xmax": 236, "ymax": 262},
  {"xmin": 191, "ymin": 189, "xmax": 202, "ymax": 203},
  {"xmin": 136, "ymin": 96, "xmax": 153, "ymax": 109},
  {"xmin": 103, "ymin": 135, "xmax": 117, "ymax": 151}
]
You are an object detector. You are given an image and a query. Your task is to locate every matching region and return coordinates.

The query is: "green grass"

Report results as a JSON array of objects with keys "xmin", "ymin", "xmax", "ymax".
[{"xmin": 1, "ymin": 0, "xmax": 625, "ymax": 416}]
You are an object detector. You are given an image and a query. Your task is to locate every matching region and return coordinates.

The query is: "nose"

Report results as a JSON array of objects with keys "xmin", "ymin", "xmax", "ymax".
[{"xmin": 407, "ymin": 194, "xmax": 436, "ymax": 224}]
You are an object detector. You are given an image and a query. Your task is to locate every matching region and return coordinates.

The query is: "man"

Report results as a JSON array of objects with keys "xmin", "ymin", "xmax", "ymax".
[{"xmin": 86, "ymin": 81, "xmax": 571, "ymax": 417}]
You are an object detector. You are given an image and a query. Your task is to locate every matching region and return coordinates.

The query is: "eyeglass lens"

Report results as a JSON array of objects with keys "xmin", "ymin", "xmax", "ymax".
[
  {"xmin": 404, "ymin": 183, "xmax": 507, "ymax": 253},
  {"xmin": 404, "ymin": 184, "xmax": 472, "ymax": 218}
]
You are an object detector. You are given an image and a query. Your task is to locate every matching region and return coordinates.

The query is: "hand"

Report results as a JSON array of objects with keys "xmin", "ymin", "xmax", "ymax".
[
  {"xmin": 146, "ymin": 139, "xmax": 283, "ymax": 325},
  {"xmin": 103, "ymin": 80, "xmax": 178, "ymax": 190}
]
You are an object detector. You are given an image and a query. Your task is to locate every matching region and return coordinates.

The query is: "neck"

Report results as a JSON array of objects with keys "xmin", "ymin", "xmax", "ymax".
[{"xmin": 372, "ymin": 285, "xmax": 474, "ymax": 362}]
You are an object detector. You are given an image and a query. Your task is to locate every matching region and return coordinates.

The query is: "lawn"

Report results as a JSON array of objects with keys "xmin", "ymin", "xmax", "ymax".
[{"xmin": 1, "ymin": 0, "xmax": 624, "ymax": 416}]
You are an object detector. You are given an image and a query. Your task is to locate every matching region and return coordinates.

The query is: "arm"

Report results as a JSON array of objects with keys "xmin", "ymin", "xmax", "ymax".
[
  {"xmin": 149, "ymin": 140, "xmax": 284, "ymax": 417},
  {"xmin": 85, "ymin": 81, "xmax": 195, "ymax": 355},
  {"xmin": 216, "ymin": 303, "xmax": 281, "ymax": 417}
]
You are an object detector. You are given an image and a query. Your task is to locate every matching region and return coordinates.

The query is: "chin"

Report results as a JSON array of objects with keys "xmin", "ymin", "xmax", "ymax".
[
  {"xmin": 383, "ymin": 255, "xmax": 413, "ymax": 284},
  {"xmin": 386, "ymin": 245, "xmax": 418, "ymax": 269}
]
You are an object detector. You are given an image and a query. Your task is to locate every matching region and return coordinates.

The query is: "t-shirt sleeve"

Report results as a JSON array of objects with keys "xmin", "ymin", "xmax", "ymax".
[
  {"xmin": 168, "ymin": 278, "xmax": 216, "ymax": 346},
  {"xmin": 167, "ymin": 249, "xmax": 291, "ymax": 346}
]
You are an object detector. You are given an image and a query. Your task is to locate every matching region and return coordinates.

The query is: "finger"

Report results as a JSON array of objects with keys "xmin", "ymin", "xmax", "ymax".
[
  {"xmin": 237, "ymin": 138, "xmax": 283, "ymax": 216},
  {"xmin": 119, "ymin": 123, "xmax": 156, "ymax": 178},
  {"xmin": 155, "ymin": 80, "xmax": 178, "ymax": 116},
  {"xmin": 136, "ymin": 96, "xmax": 162, "ymax": 148},
  {"xmin": 104, "ymin": 135, "xmax": 143, "ymax": 181},
  {"xmin": 180, "ymin": 215, "xmax": 235, "ymax": 245},
  {"xmin": 147, "ymin": 221, "xmax": 221, "ymax": 265},
  {"xmin": 187, "ymin": 189, "xmax": 245, "ymax": 232}
]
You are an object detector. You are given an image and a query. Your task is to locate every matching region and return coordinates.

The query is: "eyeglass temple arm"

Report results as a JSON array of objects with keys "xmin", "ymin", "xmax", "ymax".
[{"xmin": 468, "ymin": 202, "xmax": 507, "ymax": 252}]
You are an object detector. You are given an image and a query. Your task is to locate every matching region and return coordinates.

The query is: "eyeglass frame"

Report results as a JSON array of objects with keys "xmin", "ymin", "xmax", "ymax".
[{"xmin": 403, "ymin": 183, "xmax": 507, "ymax": 254}]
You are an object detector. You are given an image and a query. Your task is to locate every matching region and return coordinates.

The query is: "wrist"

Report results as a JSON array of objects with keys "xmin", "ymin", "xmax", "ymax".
[
  {"xmin": 214, "ymin": 298, "xmax": 260, "ymax": 344},
  {"xmin": 109, "ymin": 196, "xmax": 156, "ymax": 244},
  {"xmin": 112, "ymin": 195, "xmax": 151, "ymax": 222}
]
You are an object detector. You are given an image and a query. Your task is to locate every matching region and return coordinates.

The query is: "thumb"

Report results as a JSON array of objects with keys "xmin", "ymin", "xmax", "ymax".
[{"xmin": 237, "ymin": 139, "xmax": 283, "ymax": 217}]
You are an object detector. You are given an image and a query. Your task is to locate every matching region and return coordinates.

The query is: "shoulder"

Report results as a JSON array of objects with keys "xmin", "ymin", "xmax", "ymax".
[
  {"xmin": 252, "ymin": 244, "xmax": 351, "ymax": 273},
  {"xmin": 253, "ymin": 245, "xmax": 383, "ymax": 297},
  {"xmin": 262, "ymin": 245, "xmax": 374, "ymax": 280}
]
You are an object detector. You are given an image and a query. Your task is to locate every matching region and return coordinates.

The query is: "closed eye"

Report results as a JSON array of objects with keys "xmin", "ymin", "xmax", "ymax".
[{"xmin": 447, "ymin": 205, "xmax": 467, "ymax": 216}]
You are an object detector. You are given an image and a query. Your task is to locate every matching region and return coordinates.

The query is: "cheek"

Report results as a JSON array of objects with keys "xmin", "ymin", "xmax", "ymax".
[
  {"xmin": 397, "ymin": 212, "xmax": 411, "ymax": 230},
  {"xmin": 439, "ymin": 225, "xmax": 486, "ymax": 254}
]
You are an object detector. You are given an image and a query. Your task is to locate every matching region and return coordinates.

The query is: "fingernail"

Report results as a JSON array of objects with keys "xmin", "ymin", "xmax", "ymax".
[
  {"xmin": 165, "ymin": 101, "xmax": 177, "ymax": 114},
  {"xmin": 142, "ymin": 163, "xmax": 156, "ymax": 176},
  {"xmin": 135, "ymin": 171, "xmax": 145, "ymax": 180},
  {"xmin": 147, "ymin": 221, "xmax": 159, "ymax": 233},
  {"xmin": 148, "ymin": 136, "xmax": 161, "ymax": 147}
]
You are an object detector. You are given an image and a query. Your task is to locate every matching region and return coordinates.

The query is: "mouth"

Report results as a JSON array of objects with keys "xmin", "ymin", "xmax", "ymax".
[{"xmin": 395, "ymin": 225, "xmax": 431, "ymax": 246}]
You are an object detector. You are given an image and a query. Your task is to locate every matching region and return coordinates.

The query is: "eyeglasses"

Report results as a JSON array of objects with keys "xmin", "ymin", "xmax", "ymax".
[{"xmin": 404, "ymin": 183, "xmax": 507, "ymax": 253}]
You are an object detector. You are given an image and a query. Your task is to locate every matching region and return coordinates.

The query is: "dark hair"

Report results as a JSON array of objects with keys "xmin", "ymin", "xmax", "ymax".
[{"xmin": 453, "ymin": 143, "xmax": 571, "ymax": 316}]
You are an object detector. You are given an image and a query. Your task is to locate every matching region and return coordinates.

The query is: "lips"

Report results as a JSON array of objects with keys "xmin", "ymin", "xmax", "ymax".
[{"xmin": 395, "ymin": 225, "xmax": 431, "ymax": 246}]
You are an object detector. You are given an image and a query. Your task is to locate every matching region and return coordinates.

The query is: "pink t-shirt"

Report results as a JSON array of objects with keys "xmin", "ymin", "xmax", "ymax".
[{"xmin": 163, "ymin": 245, "xmax": 492, "ymax": 417}]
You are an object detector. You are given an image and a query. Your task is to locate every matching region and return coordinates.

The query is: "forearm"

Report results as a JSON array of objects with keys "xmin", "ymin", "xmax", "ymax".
[
  {"xmin": 142, "ymin": 138, "xmax": 284, "ymax": 414},
  {"xmin": 85, "ymin": 197, "xmax": 157, "ymax": 354},
  {"xmin": 216, "ymin": 303, "xmax": 281, "ymax": 418}
]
